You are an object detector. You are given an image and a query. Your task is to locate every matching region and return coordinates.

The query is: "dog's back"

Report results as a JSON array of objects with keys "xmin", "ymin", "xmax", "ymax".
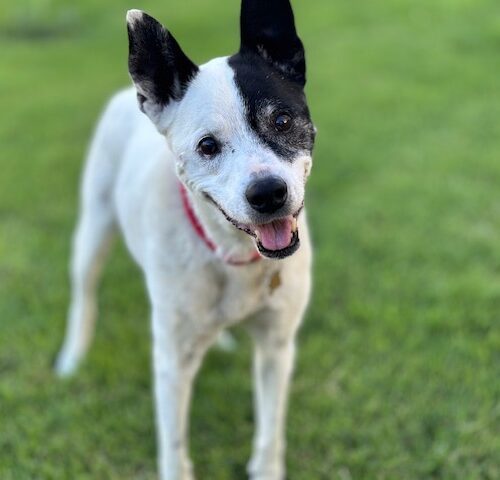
[{"xmin": 79, "ymin": 88, "xmax": 142, "ymax": 214}]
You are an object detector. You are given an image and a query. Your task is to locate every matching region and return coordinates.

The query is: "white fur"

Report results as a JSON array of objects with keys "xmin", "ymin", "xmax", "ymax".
[{"xmin": 55, "ymin": 57, "xmax": 312, "ymax": 480}]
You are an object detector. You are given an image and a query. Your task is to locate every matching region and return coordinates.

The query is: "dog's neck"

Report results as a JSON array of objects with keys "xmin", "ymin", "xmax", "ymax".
[{"xmin": 183, "ymin": 187, "xmax": 260, "ymax": 264}]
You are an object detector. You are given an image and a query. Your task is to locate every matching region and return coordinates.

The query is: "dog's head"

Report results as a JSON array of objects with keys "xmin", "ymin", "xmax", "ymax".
[{"xmin": 126, "ymin": 1, "xmax": 315, "ymax": 259}]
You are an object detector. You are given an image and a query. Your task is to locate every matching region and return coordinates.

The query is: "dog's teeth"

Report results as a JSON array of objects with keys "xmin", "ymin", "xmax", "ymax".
[
  {"xmin": 291, "ymin": 217, "xmax": 298, "ymax": 232},
  {"xmin": 255, "ymin": 230, "xmax": 261, "ymax": 241}
]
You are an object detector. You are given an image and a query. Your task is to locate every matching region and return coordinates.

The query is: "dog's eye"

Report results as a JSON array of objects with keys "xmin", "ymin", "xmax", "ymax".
[
  {"xmin": 198, "ymin": 136, "xmax": 220, "ymax": 156},
  {"xmin": 274, "ymin": 113, "xmax": 292, "ymax": 132}
]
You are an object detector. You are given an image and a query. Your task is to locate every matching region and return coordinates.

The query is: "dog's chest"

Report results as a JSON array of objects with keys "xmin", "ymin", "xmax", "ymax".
[{"xmin": 203, "ymin": 263, "xmax": 286, "ymax": 326}]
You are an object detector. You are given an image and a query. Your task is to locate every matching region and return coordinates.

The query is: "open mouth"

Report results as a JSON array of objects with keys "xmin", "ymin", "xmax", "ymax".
[
  {"xmin": 204, "ymin": 193, "xmax": 301, "ymax": 259},
  {"xmin": 249, "ymin": 216, "xmax": 300, "ymax": 259}
]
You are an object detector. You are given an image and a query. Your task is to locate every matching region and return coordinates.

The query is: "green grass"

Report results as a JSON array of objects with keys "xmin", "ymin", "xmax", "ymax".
[{"xmin": 1, "ymin": 0, "xmax": 500, "ymax": 478}]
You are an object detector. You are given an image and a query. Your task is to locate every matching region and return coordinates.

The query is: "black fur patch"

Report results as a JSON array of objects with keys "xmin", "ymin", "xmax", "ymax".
[
  {"xmin": 231, "ymin": 0, "xmax": 314, "ymax": 160},
  {"xmin": 127, "ymin": 12, "xmax": 198, "ymax": 108},
  {"xmin": 229, "ymin": 51, "xmax": 315, "ymax": 160},
  {"xmin": 239, "ymin": 0, "xmax": 306, "ymax": 86}
]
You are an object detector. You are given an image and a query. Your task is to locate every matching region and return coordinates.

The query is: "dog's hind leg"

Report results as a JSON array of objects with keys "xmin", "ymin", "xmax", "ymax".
[
  {"xmin": 54, "ymin": 181, "xmax": 115, "ymax": 376},
  {"xmin": 55, "ymin": 91, "xmax": 138, "ymax": 377},
  {"xmin": 54, "ymin": 103, "xmax": 126, "ymax": 376},
  {"xmin": 55, "ymin": 202, "xmax": 115, "ymax": 377}
]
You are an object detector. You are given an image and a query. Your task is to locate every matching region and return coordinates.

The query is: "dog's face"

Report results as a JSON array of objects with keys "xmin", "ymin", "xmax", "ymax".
[{"xmin": 127, "ymin": 1, "xmax": 315, "ymax": 259}]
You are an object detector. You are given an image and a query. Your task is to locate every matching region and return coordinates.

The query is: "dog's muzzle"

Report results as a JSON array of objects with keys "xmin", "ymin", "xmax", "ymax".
[{"xmin": 203, "ymin": 190, "xmax": 302, "ymax": 260}]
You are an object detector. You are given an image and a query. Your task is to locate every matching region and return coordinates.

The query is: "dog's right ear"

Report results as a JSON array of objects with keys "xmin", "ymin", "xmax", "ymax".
[{"xmin": 126, "ymin": 10, "xmax": 198, "ymax": 121}]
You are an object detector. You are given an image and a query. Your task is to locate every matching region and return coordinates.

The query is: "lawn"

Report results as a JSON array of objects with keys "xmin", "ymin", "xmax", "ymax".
[{"xmin": 1, "ymin": 0, "xmax": 499, "ymax": 478}]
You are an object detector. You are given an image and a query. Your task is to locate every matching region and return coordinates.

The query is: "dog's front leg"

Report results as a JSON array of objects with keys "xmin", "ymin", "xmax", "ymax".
[
  {"xmin": 151, "ymin": 303, "xmax": 210, "ymax": 480},
  {"xmin": 246, "ymin": 308, "xmax": 303, "ymax": 480}
]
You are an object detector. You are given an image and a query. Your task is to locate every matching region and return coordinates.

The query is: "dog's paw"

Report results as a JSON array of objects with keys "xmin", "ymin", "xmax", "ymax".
[
  {"xmin": 249, "ymin": 474, "xmax": 286, "ymax": 480},
  {"xmin": 247, "ymin": 458, "xmax": 285, "ymax": 480},
  {"xmin": 53, "ymin": 350, "xmax": 80, "ymax": 378}
]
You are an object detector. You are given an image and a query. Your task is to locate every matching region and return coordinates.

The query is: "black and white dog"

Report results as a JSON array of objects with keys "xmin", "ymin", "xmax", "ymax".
[{"xmin": 56, "ymin": 1, "xmax": 316, "ymax": 478}]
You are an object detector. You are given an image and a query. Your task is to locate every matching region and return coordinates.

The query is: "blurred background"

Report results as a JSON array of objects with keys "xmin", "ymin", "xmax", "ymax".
[{"xmin": 1, "ymin": 0, "xmax": 499, "ymax": 478}]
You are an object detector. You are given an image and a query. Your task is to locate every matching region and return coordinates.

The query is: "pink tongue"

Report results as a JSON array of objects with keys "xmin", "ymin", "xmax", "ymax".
[{"xmin": 255, "ymin": 218, "xmax": 293, "ymax": 251}]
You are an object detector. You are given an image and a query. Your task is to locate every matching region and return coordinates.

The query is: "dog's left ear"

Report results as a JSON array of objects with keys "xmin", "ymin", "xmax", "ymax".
[
  {"xmin": 239, "ymin": 0, "xmax": 306, "ymax": 86},
  {"xmin": 126, "ymin": 10, "xmax": 198, "ymax": 121}
]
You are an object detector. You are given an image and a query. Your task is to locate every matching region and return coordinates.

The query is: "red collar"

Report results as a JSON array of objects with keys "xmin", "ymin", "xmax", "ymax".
[{"xmin": 179, "ymin": 183, "xmax": 262, "ymax": 266}]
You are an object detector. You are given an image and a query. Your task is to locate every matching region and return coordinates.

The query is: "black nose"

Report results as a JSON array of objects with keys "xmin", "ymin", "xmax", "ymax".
[{"xmin": 245, "ymin": 176, "xmax": 288, "ymax": 214}]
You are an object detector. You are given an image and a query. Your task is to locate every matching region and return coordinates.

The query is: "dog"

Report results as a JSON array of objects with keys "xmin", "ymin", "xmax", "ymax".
[{"xmin": 55, "ymin": 1, "xmax": 316, "ymax": 478}]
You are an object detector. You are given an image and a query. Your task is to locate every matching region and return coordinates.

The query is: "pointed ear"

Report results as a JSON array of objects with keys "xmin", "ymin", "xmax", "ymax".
[
  {"xmin": 239, "ymin": 0, "xmax": 306, "ymax": 86},
  {"xmin": 126, "ymin": 10, "xmax": 198, "ymax": 119}
]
